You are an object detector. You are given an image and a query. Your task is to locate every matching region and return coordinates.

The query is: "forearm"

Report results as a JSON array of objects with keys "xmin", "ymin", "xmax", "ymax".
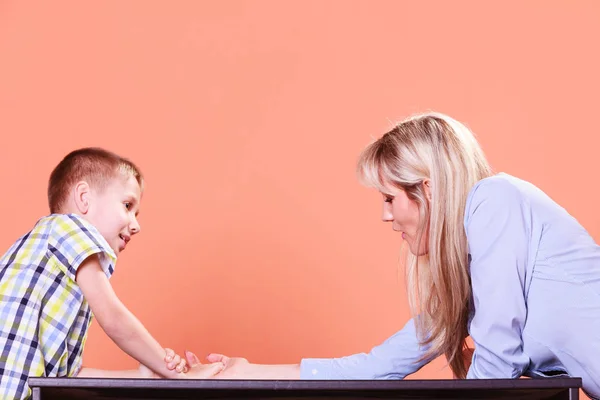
[
  {"xmin": 76, "ymin": 260, "xmax": 179, "ymax": 378},
  {"xmin": 104, "ymin": 307, "xmax": 178, "ymax": 378},
  {"xmin": 300, "ymin": 319, "xmax": 435, "ymax": 380},
  {"xmin": 77, "ymin": 368, "xmax": 152, "ymax": 378},
  {"xmin": 238, "ymin": 364, "xmax": 301, "ymax": 379}
]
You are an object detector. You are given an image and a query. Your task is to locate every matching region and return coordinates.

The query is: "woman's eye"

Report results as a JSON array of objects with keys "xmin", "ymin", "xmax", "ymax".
[{"xmin": 124, "ymin": 202, "xmax": 131, "ymax": 210}]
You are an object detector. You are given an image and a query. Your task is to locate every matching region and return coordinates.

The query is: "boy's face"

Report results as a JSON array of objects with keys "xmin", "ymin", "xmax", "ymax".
[{"xmin": 85, "ymin": 172, "xmax": 142, "ymax": 256}]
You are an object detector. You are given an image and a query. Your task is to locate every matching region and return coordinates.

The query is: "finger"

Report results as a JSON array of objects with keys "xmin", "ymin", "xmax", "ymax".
[
  {"xmin": 200, "ymin": 362, "xmax": 225, "ymax": 378},
  {"xmin": 206, "ymin": 353, "xmax": 230, "ymax": 364},
  {"xmin": 185, "ymin": 350, "xmax": 202, "ymax": 367},
  {"xmin": 170, "ymin": 353, "xmax": 182, "ymax": 370},
  {"xmin": 164, "ymin": 348, "xmax": 175, "ymax": 363},
  {"xmin": 175, "ymin": 357, "xmax": 188, "ymax": 373}
]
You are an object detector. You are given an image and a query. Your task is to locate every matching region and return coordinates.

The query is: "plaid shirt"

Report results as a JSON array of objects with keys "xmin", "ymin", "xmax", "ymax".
[{"xmin": 0, "ymin": 214, "xmax": 116, "ymax": 399}]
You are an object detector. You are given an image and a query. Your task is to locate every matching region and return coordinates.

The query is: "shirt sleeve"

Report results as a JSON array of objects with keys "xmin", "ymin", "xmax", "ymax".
[
  {"xmin": 48, "ymin": 214, "xmax": 117, "ymax": 281},
  {"xmin": 300, "ymin": 318, "xmax": 437, "ymax": 379},
  {"xmin": 465, "ymin": 179, "xmax": 532, "ymax": 379}
]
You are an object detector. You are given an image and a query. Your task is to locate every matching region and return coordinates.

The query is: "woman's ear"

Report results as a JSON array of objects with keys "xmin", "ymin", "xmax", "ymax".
[{"xmin": 423, "ymin": 179, "xmax": 432, "ymax": 202}]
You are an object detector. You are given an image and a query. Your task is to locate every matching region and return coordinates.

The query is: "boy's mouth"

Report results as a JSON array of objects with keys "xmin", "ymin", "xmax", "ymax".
[{"xmin": 118, "ymin": 233, "xmax": 130, "ymax": 250}]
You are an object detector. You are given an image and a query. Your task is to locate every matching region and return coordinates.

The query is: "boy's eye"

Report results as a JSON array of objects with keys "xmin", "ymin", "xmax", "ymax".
[
  {"xmin": 384, "ymin": 197, "xmax": 394, "ymax": 203},
  {"xmin": 124, "ymin": 202, "xmax": 131, "ymax": 210}
]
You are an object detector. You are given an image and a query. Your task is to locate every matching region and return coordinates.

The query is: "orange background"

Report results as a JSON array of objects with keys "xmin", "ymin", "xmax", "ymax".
[{"xmin": 1, "ymin": 0, "xmax": 599, "ymax": 384}]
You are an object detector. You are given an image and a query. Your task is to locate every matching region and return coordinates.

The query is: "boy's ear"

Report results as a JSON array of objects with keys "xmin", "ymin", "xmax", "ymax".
[{"xmin": 74, "ymin": 181, "xmax": 92, "ymax": 214}]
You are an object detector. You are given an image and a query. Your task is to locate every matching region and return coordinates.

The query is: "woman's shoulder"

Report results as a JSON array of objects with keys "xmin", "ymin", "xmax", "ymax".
[
  {"xmin": 463, "ymin": 173, "xmax": 544, "ymax": 224},
  {"xmin": 465, "ymin": 173, "xmax": 566, "ymax": 224},
  {"xmin": 467, "ymin": 173, "xmax": 529, "ymax": 205}
]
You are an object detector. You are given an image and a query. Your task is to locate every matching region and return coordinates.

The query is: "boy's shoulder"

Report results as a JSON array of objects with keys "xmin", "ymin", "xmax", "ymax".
[
  {"xmin": 42, "ymin": 214, "xmax": 106, "ymax": 245},
  {"xmin": 20, "ymin": 213, "xmax": 100, "ymax": 249},
  {"xmin": 3, "ymin": 213, "xmax": 117, "ymax": 276},
  {"xmin": 45, "ymin": 213, "xmax": 117, "ymax": 263},
  {"xmin": 44, "ymin": 213, "xmax": 96, "ymax": 238}
]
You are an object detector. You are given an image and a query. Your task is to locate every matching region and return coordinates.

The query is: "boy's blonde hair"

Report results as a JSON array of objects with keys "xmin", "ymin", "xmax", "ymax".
[
  {"xmin": 48, "ymin": 147, "xmax": 143, "ymax": 214},
  {"xmin": 357, "ymin": 112, "xmax": 492, "ymax": 378}
]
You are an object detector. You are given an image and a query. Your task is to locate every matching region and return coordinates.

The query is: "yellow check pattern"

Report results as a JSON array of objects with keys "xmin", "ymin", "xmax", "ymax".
[{"xmin": 0, "ymin": 214, "xmax": 116, "ymax": 399}]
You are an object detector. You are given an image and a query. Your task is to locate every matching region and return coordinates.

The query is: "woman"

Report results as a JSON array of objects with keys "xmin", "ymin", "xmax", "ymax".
[{"xmin": 181, "ymin": 112, "xmax": 600, "ymax": 398}]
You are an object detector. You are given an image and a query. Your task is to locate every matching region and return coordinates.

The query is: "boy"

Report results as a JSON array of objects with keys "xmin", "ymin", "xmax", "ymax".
[{"xmin": 0, "ymin": 148, "xmax": 222, "ymax": 399}]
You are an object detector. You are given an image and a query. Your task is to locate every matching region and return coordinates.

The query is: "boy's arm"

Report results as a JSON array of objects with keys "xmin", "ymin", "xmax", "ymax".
[
  {"xmin": 77, "ymin": 366, "xmax": 155, "ymax": 378},
  {"xmin": 75, "ymin": 254, "xmax": 221, "ymax": 378},
  {"xmin": 77, "ymin": 349, "xmax": 184, "ymax": 378}
]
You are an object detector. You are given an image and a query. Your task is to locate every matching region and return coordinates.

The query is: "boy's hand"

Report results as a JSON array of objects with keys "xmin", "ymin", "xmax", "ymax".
[
  {"xmin": 164, "ymin": 348, "xmax": 188, "ymax": 373},
  {"xmin": 164, "ymin": 350, "xmax": 224, "ymax": 379}
]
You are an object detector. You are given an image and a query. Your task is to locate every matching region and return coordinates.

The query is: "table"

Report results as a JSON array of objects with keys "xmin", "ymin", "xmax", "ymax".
[{"xmin": 28, "ymin": 377, "xmax": 583, "ymax": 400}]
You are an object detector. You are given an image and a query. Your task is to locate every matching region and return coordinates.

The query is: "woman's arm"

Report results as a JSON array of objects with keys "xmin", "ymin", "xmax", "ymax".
[
  {"xmin": 184, "ymin": 318, "xmax": 436, "ymax": 380},
  {"xmin": 464, "ymin": 178, "xmax": 532, "ymax": 378}
]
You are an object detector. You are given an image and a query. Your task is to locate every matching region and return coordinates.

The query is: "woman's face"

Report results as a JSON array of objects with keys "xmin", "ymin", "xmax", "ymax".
[{"xmin": 380, "ymin": 182, "xmax": 430, "ymax": 256}]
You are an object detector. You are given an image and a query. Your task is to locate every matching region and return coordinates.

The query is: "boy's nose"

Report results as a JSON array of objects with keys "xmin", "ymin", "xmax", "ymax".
[{"xmin": 130, "ymin": 217, "xmax": 141, "ymax": 234}]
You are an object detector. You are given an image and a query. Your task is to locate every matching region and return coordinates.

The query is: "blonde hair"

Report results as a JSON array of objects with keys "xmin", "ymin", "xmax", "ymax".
[{"xmin": 357, "ymin": 112, "xmax": 492, "ymax": 378}]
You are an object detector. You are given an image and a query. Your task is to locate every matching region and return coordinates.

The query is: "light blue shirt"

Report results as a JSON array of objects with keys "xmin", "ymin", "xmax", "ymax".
[{"xmin": 300, "ymin": 173, "xmax": 600, "ymax": 398}]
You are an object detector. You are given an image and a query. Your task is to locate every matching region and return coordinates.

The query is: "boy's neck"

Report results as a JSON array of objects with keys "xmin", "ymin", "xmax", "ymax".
[{"xmin": 56, "ymin": 207, "xmax": 82, "ymax": 216}]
